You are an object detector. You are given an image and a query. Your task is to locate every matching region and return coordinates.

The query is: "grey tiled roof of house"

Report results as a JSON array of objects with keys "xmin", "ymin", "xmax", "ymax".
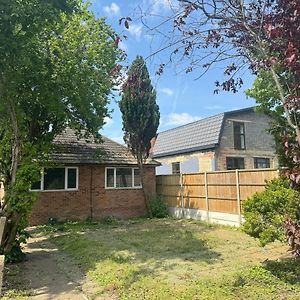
[
  {"xmin": 152, "ymin": 107, "xmax": 256, "ymax": 158},
  {"xmin": 152, "ymin": 113, "xmax": 225, "ymax": 158},
  {"xmin": 51, "ymin": 128, "xmax": 159, "ymax": 166}
]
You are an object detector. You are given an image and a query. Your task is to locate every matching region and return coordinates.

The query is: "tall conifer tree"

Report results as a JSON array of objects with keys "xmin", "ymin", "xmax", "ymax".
[{"xmin": 119, "ymin": 56, "xmax": 160, "ymax": 216}]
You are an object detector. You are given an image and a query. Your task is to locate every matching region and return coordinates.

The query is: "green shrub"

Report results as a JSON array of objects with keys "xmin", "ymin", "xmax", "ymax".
[
  {"xmin": 243, "ymin": 177, "xmax": 300, "ymax": 246},
  {"xmin": 149, "ymin": 195, "xmax": 169, "ymax": 218}
]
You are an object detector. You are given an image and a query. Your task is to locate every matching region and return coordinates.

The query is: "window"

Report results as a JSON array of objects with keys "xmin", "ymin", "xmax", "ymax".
[
  {"xmin": 226, "ymin": 157, "xmax": 245, "ymax": 170},
  {"xmin": 254, "ymin": 157, "xmax": 270, "ymax": 169},
  {"xmin": 105, "ymin": 167, "xmax": 142, "ymax": 189},
  {"xmin": 172, "ymin": 162, "xmax": 180, "ymax": 174},
  {"xmin": 31, "ymin": 167, "xmax": 78, "ymax": 191},
  {"xmin": 233, "ymin": 122, "xmax": 246, "ymax": 150}
]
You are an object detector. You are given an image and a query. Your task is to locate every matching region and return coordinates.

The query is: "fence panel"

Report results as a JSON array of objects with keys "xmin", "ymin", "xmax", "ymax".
[{"xmin": 156, "ymin": 169, "xmax": 279, "ymax": 226}]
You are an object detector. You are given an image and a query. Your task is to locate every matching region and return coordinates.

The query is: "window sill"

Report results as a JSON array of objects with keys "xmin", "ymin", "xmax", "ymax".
[
  {"xmin": 105, "ymin": 186, "xmax": 143, "ymax": 190},
  {"xmin": 30, "ymin": 189, "xmax": 79, "ymax": 193}
]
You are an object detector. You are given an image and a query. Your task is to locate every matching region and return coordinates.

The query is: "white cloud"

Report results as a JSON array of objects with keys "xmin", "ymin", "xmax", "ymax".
[
  {"xmin": 103, "ymin": 117, "xmax": 114, "ymax": 128},
  {"xmin": 164, "ymin": 113, "xmax": 201, "ymax": 126},
  {"xmin": 149, "ymin": 0, "xmax": 178, "ymax": 13},
  {"xmin": 118, "ymin": 40, "xmax": 128, "ymax": 52},
  {"xmin": 204, "ymin": 105, "xmax": 223, "ymax": 110},
  {"xmin": 103, "ymin": 2, "xmax": 120, "ymax": 16},
  {"xmin": 126, "ymin": 24, "xmax": 142, "ymax": 39},
  {"xmin": 159, "ymin": 88, "xmax": 174, "ymax": 96}
]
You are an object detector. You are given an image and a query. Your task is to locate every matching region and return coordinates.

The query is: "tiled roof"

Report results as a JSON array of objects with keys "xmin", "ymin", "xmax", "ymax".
[
  {"xmin": 152, "ymin": 107, "xmax": 256, "ymax": 158},
  {"xmin": 50, "ymin": 128, "xmax": 159, "ymax": 166},
  {"xmin": 152, "ymin": 114, "xmax": 224, "ymax": 158}
]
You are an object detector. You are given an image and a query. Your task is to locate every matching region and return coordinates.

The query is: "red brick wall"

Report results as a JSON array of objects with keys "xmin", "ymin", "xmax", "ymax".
[{"xmin": 29, "ymin": 165, "xmax": 156, "ymax": 225}]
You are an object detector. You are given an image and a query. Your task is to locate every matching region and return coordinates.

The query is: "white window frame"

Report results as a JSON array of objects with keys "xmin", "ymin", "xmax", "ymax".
[
  {"xmin": 105, "ymin": 167, "xmax": 142, "ymax": 189},
  {"xmin": 30, "ymin": 167, "xmax": 79, "ymax": 192}
]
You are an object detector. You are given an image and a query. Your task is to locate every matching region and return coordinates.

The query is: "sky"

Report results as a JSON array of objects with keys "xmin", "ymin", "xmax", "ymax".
[{"xmin": 89, "ymin": 0, "xmax": 256, "ymax": 144}]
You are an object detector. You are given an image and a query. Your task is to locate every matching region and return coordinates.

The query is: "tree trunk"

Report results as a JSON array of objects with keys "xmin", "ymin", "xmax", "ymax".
[
  {"xmin": 138, "ymin": 161, "xmax": 153, "ymax": 218},
  {"xmin": 0, "ymin": 99, "xmax": 23, "ymax": 254},
  {"xmin": 270, "ymin": 66, "xmax": 300, "ymax": 145}
]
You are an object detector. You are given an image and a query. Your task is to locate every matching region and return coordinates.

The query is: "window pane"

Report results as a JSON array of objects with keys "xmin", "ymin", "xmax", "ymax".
[
  {"xmin": 226, "ymin": 157, "xmax": 245, "ymax": 170},
  {"xmin": 106, "ymin": 168, "xmax": 115, "ymax": 188},
  {"xmin": 134, "ymin": 169, "xmax": 141, "ymax": 187},
  {"xmin": 44, "ymin": 168, "xmax": 65, "ymax": 190},
  {"xmin": 31, "ymin": 180, "xmax": 41, "ymax": 190},
  {"xmin": 67, "ymin": 168, "xmax": 77, "ymax": 189},
  {"xmin": 172, "ymin": 162, "xmax": 180, "ymax": 174},
  {"xmin": 233, "ymin": 122, "xmax": 246, "ymax": 150},
  {"xmin": 254, "ymin": 158, "xmax": 270, "ymax": 169},
  {"xmin": 116, "ymin": 168, "xmax": 132, "ymax": 188}
]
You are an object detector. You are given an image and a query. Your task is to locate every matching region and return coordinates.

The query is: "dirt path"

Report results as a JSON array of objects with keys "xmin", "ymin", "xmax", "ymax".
[{"xmin": 19, "ymin": 236, "xmax": 98, "ymax": 300}]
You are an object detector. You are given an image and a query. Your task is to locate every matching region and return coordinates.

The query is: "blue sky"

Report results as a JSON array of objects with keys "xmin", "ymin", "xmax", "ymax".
[{"xmin": 89, "ymin": 0, "xmax": 256, "ymax": 143}]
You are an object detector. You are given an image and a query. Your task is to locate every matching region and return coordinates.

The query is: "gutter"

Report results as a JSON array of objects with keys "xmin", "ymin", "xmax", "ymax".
[{"xmin": 152, "ymin": 143, "xmax": 217, "ymax": 159}]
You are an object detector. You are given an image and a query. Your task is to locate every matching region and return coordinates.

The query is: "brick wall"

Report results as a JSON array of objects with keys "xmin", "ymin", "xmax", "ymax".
[
  {"xmin": 216, "ymin": 110, "xmax": 278, "ymax": 170},
  {"xmin": 29, "ymin": 165, "xmax": 156, "ymax": 225}
]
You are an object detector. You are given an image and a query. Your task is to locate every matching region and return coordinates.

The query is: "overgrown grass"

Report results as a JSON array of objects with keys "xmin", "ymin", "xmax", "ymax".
[
  {"xmin": 2, "ymin": 263, "xmax": 31, "ymax": 300},
  {"xmin": 35, "ymin": 218, "xmax": 300, "ymax": 300}
]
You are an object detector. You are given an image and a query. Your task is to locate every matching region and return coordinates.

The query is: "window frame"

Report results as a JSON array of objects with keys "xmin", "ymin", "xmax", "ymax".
[
  {"xmin": 105, "ymin": 167, "xmax": 142, "ymax": 189},
  {"xmin": 30, "ymin": 167, "xmax": 79, "ymax": 192},
  {"xmin": 233, "ymin": 121, "xmax": 246, "ymax": 150},
  {"xmin": 171, "ymin": 162, "xmax": 180, "ymax": 174},
  {"xmin": 254, "ymin": 157, "xmax": 271, "ymax": 169},
  {"xmin": 226, "ymin": 157, "xmax": 245, "ymax": 170}
]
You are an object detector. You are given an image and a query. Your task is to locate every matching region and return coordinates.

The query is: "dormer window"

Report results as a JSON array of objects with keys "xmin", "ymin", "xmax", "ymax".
[{"xmin": 233, "ymin": 122, "xmax": 246, "ymax": 150}]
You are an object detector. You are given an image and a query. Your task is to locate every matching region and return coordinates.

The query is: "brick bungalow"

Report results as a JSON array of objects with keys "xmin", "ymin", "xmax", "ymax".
[{"xmin": 29, "ymin": 128, "xmax": 159, "ymax": 225}]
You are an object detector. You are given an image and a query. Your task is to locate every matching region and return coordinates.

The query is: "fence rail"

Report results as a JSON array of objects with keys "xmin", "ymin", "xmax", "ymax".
[{"xmin": 156, "ymin": 169, "xmax": 279, "ymax": 226}]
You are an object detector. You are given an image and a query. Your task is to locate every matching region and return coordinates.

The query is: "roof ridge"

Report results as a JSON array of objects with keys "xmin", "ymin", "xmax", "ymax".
[{"xmin": 158, "ymin": 112, "xmax": 224, "ymax": 135}]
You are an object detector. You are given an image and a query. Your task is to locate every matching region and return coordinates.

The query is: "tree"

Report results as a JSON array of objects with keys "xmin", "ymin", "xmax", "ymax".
[
  {"xmin": 0, "ymin": 0, "xmax": 121, "ymax": 258},
  {"xmin": 119, "ymin": 56, "xmax": 160, "ymax": 217},
  {"xmin": 246, "ymin": 70, "xmax": 300, "ymax": 183},
  {"xmin": 137, "ymin": 0, "xmax": 300, "ymax": 181}
]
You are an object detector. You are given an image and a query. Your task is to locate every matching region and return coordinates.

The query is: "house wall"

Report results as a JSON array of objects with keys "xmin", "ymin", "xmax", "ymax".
[
  {"xmin": 216, "ymin": 110, "xmax": 278, "ymax": 170},
  {"xmin": 155, "ymin": 151, "xmax": 216, "ymax": 175},
  {"xmin": 29, "ymin": 165, "xmax": 156, "ymax": 225}
]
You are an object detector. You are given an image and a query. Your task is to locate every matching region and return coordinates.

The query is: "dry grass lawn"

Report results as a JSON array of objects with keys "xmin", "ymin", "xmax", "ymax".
[{"xmin": 3, "ymin": 218, "xmax": 300, "ymax": 299}]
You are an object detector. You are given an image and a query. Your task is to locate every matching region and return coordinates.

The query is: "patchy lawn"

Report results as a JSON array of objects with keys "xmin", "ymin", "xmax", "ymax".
[
  {"xmin": 34, "ymin": 218, "xmax": 300, "ymax": 300},
  {"xmin": 4, "ymin": 218, "xmax": 300, "ymax": 299}
]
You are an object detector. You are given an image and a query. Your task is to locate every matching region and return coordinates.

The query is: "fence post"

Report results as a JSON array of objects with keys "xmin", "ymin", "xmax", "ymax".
[
  {"xmin": 0, "ymin": 217, "xmax": 6, "ymax": 296},
  {"xmin": 235, "ymin": 170, "xmax": 242, "ymax": 225},
  {"xmin": 204, "ymin": 172, "xmax": 209, "ymax": 223},
  {"xmin": 180, "ymin": 173, "xmax": 184, "ymax": 217}
]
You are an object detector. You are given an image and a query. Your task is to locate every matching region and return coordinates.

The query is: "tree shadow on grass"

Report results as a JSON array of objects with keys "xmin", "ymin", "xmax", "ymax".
[
  {"xmin": 262, "ymin": 257, "xmax": 300, "ymax": 285},
  {"xmin": 23, "ymin": 220, "xmax": 222, "ymax": 299},
  {"xmin": 48, "ymin": 219, "xmax": 222, "ymax": 278}
]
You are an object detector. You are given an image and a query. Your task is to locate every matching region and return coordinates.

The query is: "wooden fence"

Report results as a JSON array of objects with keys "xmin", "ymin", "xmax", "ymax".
[{"xmin": 156, "ymin": 169, "xmax": 279, "ymax": 225}]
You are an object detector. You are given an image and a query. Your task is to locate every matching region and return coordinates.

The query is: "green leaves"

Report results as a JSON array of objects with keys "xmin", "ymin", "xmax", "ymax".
[
  {"xmin": 0, "ymin": 0, "xmax": 122, "ymax": 254},
  {"xmin": 119, "ymin": 56, "xmax": 160, "ymax": 162},
  {"xmin": 243, "ymin": 177, "xmax": 300, "ymax": 246}
]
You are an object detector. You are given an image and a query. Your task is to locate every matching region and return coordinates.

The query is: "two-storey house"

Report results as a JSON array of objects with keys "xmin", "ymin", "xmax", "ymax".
[{"xmin": 152, "ymin": 107, "xmax": 278, "ymax": 174}]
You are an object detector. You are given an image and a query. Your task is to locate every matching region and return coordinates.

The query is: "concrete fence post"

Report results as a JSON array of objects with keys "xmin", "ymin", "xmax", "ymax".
[
  {"xmin": 0, "ymin": 217, "xmax": 6, "ymax": 245},
  {"xmin": 204, "ymin": 172, "xmax": 209, "ymax": 223},
  {"xmin": 0, "ymin": 216, "xmax": 6, "ymax": 296},
  {"xmin": 180, "ymin": 173, "xmax": 184, "ymax": 217},
  {"xmin": 235, "ymin": 170, "xmax": 242, "ymax": 225}
]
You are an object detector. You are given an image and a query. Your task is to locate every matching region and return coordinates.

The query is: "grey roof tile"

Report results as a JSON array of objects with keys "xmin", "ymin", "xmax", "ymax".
[
  {"xmin": 152, "ymin": 113, "xmax": 225, "ymax": 157},
  {"xmin": 50, "ymin": 128, "xmax": 159, "ymax": 166}
]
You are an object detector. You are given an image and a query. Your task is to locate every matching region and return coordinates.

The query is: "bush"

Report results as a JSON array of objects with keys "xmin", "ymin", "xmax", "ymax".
[
  {"xmin": 243, "ymin": 177, "xmax": 300, "ymax": 246},
  {"xmin": 149, "ymin": 195, "xmax": 169, "ymax": 218}
]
